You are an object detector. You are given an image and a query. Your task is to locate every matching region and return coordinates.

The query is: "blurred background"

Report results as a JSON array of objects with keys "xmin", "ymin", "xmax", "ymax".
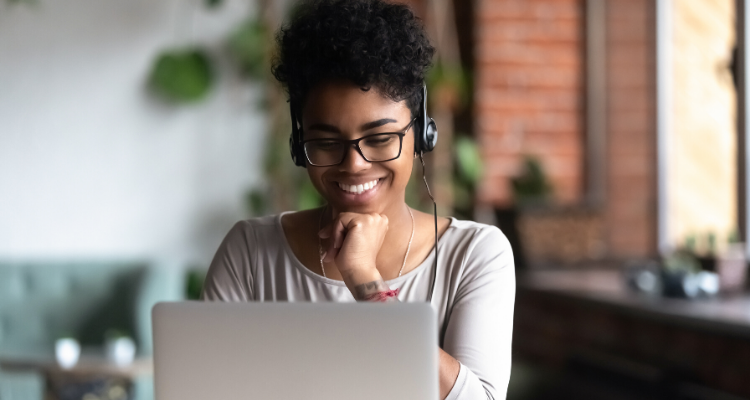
[{"xmin": 1, "ymin": 0, "xmax": 750, "ymax": 399}]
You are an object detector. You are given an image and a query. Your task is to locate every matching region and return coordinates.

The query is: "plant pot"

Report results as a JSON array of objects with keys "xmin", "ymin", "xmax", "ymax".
[
  {"xmin": 716, "ymin": 244, "xmax": 747, "ymax": 293},
  {"xmin": 55, "ymin": 338, "xmax": 80, "ymax": 369},
  {"xmin": 105, "ymin": 336, "xmax": 136, "ymax": 366},
  {"xmin": 513, "ymin": 206, "xmax": 605, "ymax": 267}
]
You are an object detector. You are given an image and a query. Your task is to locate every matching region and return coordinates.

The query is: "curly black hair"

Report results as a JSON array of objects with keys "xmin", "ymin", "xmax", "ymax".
[{"xmin": 272, "ymin": 0, "xmax": 435, "ymax": 119}]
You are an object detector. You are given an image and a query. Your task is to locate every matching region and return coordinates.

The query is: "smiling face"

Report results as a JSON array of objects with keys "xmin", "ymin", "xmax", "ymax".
[{"xmin": 301, "ymin": 80, "xmax": 415, "ymax": 214}]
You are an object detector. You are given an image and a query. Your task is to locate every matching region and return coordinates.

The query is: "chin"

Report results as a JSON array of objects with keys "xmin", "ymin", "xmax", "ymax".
[{"xmin": 327, "ymin": 199, "xmax": 384, "ymax": 215}]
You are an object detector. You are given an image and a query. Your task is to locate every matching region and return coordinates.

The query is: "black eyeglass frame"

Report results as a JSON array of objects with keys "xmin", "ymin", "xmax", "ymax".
[{"xmin": 301, "ymin": 118, "xmax": 417, "ymax": 167}]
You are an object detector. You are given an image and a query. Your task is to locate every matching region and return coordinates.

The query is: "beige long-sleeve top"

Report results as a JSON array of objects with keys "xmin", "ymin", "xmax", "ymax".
[{"xmin": 202, "ymin": 213, "xmax": 515, "ymax": 400}]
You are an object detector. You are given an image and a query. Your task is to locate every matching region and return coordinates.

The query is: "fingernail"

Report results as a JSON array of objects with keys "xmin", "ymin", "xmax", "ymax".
[{"xmin": 320, "ymin": 251, "xmax": 327, "ymax": 260}]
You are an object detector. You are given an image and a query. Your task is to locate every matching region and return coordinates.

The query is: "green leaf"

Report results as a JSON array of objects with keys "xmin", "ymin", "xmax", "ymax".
[
  {"xmin": 455, "ymin": 136, "xmax": 482, "ymax": 185},
  {"xmin": 185, "ymin": 269, "xmax": 207, "ymax": 300},
  {"xmin": 244, "ymin": 188, "xmax": 269, "ymax": 216},
  {"xmin": 205, "ymin": 0, "xmax": 222, "ymax": 8},
  {"xmin": 148, "ymin": 48, "xmax": 213, "ymax": 103},
  {"xmin": 426, "ymin": 62, "xmax": 472, "ymax": 110},
  {"xmin": 226, "ymin": 18, "xmax": 268, "ymax": 79},
  {"xmin": 298, "ymin": 179, "xmax": 324, "ymax": 210},
  {"xmin": 684, "ymin": 234, "xmax": 697, "ymax": 252},
  {"xmin": 706, "ymin": 232, "xmax": 717, "ymax": 254},
  {"xmin": 453, "ymin": 180, "xmax": 472, "ymax": 211},
  {"xmin": 664, "ymin": 251, "xmax": 700, "ymax": 273},
  {"xmin": 728, "ymin": 229, "xmax": 740, "ymax": 243},
  {"xmin": 105, "ymin": 329, "xmax": 131, "ymax": 340},
  {"xmin": 511, "ymin": 155, "xmax": 552, "ymax": 205}
]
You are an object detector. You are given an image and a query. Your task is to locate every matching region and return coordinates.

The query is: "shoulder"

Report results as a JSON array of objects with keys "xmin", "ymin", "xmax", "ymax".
[
  {"xmin": 441, "ymin": 218, "xmax": 514, "ymax": 276},
  {"xmin": 221, "ymin": 214, "xmax": 285, "ymax": 249},
  {"xmin": 204, "ymin": 215, "xmax": 283, "ymax": 302},
  {"xmin": 442, "ymin": 219, "xmax": 515, "ymax": 300},
  {"xmin": 228, "ymin": 214, "xmax": 278, "ymax": 233},
  {"xmin": 443, "ymin": 218, "xmax": 510, "ymax": 252},
  {"xmin": 241, "ymin": 214, "xmax": 281, "ymax": 228}
]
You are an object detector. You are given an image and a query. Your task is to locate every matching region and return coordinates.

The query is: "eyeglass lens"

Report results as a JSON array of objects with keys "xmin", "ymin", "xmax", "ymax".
[{"xmin": 304, "ymin": 133, "xmax": 402, "ymax": 166}]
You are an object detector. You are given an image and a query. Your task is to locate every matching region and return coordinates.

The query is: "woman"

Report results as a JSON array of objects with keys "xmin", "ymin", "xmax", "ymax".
[{"xmin": 201, "ymin": 0, "xmax": 515, "ymax": 398}]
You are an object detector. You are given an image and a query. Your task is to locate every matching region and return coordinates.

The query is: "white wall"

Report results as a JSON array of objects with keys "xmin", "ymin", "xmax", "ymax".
[{"xmin": 0, "ymin": 0, "xmax": 266, "ymax": 266}]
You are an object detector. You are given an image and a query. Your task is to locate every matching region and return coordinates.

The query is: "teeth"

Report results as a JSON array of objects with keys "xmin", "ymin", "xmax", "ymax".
[{"xmin": 338, "ymin": 179, "xmax": 379, "ymax": 194}]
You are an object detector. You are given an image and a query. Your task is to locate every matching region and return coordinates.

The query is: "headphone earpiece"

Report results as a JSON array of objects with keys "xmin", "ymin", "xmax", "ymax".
[
  {"xmin": 416, "ymin": 85, "xmax": 438, "ymax": 154},
  {"xmin": 423, "ymin": 118, "xmax": 437, "ymax": 152},
  {"xmin": 289, "ymin": 102, "xmax": 307, "ymax": 168}
]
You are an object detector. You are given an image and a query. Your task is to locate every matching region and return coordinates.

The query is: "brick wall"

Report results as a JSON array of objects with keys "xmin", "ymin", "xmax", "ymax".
[
  {"xmin": 475, "ymin": 0, "xmax": 585, "ymax": 207},
  {"xmin": 604, "ymin": 0, "xmax": 658, "ymax": 258},
  {"xmin": 473, "ymin": 0, "xmax": 658, "ymax": 259}
]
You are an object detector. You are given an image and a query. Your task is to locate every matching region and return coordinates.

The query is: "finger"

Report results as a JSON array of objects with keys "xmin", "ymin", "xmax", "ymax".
[
  {"xmin": 318, "ymin": 224, "xmax": 331, "ymax": 239},
  {"xmin": 321, "ymin": 217, "xmax": 346, "ymax": 262},
  {"xmin": 324, "ymin": 245, "xmax": 340, "ymax": 263},
  {"xmin": 331, "ymin": 218, "xmax": 347, "ymax": 249},
  {"xmin": 319, "ymin": 210, "xmax": 351, "ymax": 239}
]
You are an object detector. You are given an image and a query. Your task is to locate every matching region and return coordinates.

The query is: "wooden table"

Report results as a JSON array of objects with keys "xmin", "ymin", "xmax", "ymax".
[
  {"xmin": 515, "ymin": 269, "xmax": 750, "ymax": 399},
  {"xmin": 0, "ymin": 352, "xmax": 152, "ymax": 400},
  {"xmin": 520, "ymin": 269, "xmax": 750, "ymax": 337}
]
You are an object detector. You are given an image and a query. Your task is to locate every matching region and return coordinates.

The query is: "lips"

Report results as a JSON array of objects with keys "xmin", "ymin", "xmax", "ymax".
[{"xmin": 337, "ymin": 179, "xmax": 380, "ymax": 195}]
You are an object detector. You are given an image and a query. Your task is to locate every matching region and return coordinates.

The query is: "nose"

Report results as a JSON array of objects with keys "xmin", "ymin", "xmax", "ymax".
[{"xmin": 337, "ymin": 143, "xmax": 371, "ymax": 172}]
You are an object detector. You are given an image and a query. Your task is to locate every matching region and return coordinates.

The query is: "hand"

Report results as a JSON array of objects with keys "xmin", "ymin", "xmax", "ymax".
[{"xmin": 318, "ymin": 212, "xmax": 389, "ymax": 277}]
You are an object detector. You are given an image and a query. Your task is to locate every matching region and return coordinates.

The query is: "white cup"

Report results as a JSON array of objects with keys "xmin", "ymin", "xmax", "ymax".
[
  {"xmin": 55, "ymin": 338, "xmax": 81, "ymax": 369},
  {"xmin": 105, "ymin": 336, "xmax": 136, "ymax": 366}
]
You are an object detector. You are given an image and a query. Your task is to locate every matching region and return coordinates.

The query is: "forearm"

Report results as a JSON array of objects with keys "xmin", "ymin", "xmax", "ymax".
[{"xmin": 439, "ymin": 348, "xmax": 461, "ymax": 399}]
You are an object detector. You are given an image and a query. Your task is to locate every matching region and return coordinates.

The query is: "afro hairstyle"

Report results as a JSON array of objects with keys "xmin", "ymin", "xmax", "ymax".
[{"xmin": 271, "ymin": 0, "xmax": 435, "ymax": 120}]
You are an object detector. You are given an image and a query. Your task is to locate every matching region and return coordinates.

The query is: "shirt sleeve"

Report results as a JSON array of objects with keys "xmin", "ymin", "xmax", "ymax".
[
  {"xmin": 201, "ymin": 220, "xmax": 255, "ymax": 302},
  {"xmin": 442, "ymin": 225, "xmax": 516, "ymax": 400}
]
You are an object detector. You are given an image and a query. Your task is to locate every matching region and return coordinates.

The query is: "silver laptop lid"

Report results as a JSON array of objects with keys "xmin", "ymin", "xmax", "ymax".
[{"xmin": 152, "ymin": 302, "xmax": 438, "ymax": 400}]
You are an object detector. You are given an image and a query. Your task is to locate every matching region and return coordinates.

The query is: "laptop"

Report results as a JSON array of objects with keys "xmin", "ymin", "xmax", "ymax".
[{"xmin": 152, "ymin": 301, "xmax": 438, "ymax": 400}]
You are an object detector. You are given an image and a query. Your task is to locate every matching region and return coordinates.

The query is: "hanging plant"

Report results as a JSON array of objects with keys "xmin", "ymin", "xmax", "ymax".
[
  {"xmin": 148, "ymin": 48, "xmax": 214, "ymax": 104},
  {"xmin": 204, "ymin": 0, "xmax": 222, "ymax": 8},
  {"xmin": 452, "ymin": 135, "xmax": 482, "ymax": 218},
  {"xmin": 455, "ymin": 136, "xmax": 482, "ymax": 186},
  {"xmin": 226, "ymin": 18, "xmax": 269, "ymax": 79},
  {"xmin": 426, "ymin": 62, "xmax": 471, "ymax": 112}
]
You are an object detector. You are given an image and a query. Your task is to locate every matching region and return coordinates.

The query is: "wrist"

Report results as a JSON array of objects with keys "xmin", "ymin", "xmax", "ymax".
[
  {"xmin": 362, "ymin": 288, "xmax": 400, "ymax": 302},
  {"xmin": 341, "ymin": 267, "xmax": 381, "ymax": 288}
]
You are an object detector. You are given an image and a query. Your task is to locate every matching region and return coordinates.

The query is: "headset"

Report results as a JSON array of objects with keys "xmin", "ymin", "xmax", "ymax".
[
  {"xmin": 289, "ymin": 85, "xmax": 437, "ymax": 167},
  {"xmin": 288, "ymin": 84, "xmax": 441, "ymax": 304}
]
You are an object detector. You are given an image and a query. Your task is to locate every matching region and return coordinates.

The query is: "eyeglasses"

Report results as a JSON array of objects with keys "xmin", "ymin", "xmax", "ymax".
[{"xmin": 302, "ymin": 118, "xmax": 416, "ymax": 167}]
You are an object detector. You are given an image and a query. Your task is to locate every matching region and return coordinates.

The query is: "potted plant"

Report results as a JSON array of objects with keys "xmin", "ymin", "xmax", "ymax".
[
  {"xmin": 684, "ymin": 232, "xmax": 746, "ymax": 294},
  {"xmin": 495, "ymin": 155, "xmax": 552, "ymax": 270}
]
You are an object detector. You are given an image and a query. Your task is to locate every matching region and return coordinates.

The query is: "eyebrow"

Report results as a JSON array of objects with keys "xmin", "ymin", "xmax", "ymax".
[{"xmin": 307, "ymin": 118, "xmax": 398, "ymax": 133}]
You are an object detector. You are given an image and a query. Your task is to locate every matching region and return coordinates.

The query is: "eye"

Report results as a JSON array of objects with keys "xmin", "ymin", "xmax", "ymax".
[
  {"xmin": 311, "ymin": 140, "xmax": 342, "ymax": 150},
  {"xmin": 363, "ymin": 135, "xmax": 395, "ymax": 147}
]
